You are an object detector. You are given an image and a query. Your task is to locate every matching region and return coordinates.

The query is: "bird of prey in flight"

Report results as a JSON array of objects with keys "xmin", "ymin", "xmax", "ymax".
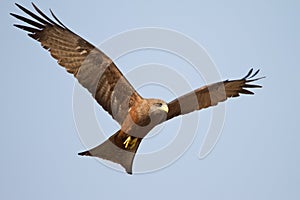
[{"xmin": 11, "ymin": 3, "xmax": 264, "ymax": 174}]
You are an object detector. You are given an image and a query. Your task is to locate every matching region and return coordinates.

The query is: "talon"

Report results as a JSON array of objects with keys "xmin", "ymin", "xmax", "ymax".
[
  {"xmin": 123, "ymin": 136, "xmax": 138, "ymax": 149},
  {"xmin": 123, "ymin": 136, "xmax": 131, "ymax": 149},
  {"xmin": 129, "ymin": 137, "xmax": 138, "ymax": 150}
]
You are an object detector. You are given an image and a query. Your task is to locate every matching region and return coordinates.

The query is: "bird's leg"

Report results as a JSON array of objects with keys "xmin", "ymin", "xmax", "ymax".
[{"xmin": 123, "ymin": 136, "xmax": 138, "ymax": 149}]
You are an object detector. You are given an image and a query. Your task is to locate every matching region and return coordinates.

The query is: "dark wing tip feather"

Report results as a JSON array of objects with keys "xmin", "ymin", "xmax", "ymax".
[
  {"xmin": 243, "ymin": 84, "xmax": 262, "ymax": 88},
  {"xmin": 249, "ymin": 69, "xmax": 260, "ymax": 79},
  {"xmin": 237, "ymin": 68, "xmax": 265, "ymax": 95},
  {"xmin": 12, "ymin": 3, "xmax": 69, "ymax": 32},
  {"xmin": 239, "ymin": 89, "xmax": 254, "ymax": 95},
  {"xmin": 243, "ymin": 68, "xmax": 262, "ymax": 79},
  {"xmin": 13, "ymin": 24, "xmax": 40, "ymax": 33},
  {"xmin": 242, "ymin": 68, "xmax": 253, "ymax": 79},
  {"xmin": 13, "ymin": 3, "xmax": 50, "ymax": 26},
  {"xmin": 31, "ymin": 3, "xmax": 65, "ymax": 29},
  {"xmin": 246, "ymin": 76, "xmax": 266, "ymax": 83},
  {"xmin": 243, "ymin": 68, "xmax": 265, "ymax": 83},
  {"xmin": 10, "ymin": 12, "xmax": 44, "ymax": 29},
  {"xmin": 15, "ymin": 3, "xmax": 25, "ymax": 10},
  {"xmin": 49, "ymin": 9, "xmax": 69, "ymax": 30}
]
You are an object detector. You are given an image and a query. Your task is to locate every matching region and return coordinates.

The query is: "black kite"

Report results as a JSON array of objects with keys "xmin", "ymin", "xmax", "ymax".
[{"xmin": 11, "ymin": 3, "xmax": 264, "ymax": 174}]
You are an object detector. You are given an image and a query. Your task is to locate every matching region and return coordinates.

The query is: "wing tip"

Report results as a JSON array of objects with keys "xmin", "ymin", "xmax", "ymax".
[
  {"xmin": 243, "ymin": 68, "xmax": 266, "ymax": 82},
  {"xmin": 238, "ymin": 68, "xmax": 265, "ymax": 96},
  {"xmin": 12, "ymin": 2, "xmax": 67, "ymax": 29},
  {"xmin": 15, "ymin": 2, "xmax": 22, "ymax": 9}
]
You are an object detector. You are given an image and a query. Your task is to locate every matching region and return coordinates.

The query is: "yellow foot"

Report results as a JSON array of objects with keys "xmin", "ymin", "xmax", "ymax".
[
  {"xmin": 123, "ymin": 136, "xmax": 138, "ymax": 149},
  {"xmin": 129, "ymin": 137, "xmax": 138, "ymax": 149},
  {"xmin": 123, "ymin": 136, "xmax": 131, "ymax": 149}
]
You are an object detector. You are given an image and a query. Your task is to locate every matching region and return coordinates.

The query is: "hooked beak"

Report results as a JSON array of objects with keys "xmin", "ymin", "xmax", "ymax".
[{"xmin": 159, "ymin": 104, "xmax": 169, "ymax": 113}]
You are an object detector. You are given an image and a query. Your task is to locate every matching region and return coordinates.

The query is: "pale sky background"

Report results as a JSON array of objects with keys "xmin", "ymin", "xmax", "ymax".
[{"xmin": 1, "ymin": 0, "xmax": 300, "ymax": 199}]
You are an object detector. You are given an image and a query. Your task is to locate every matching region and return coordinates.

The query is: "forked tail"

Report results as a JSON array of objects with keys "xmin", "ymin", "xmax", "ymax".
[{"xmin": 78, "ymin": 130, "xmax": 142, "ymax": 174}]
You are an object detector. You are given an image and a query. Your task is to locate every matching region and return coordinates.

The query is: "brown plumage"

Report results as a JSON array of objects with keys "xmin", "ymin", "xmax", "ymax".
[{"xmin": 11, "ymin": 3, "xmax": 265, "ymax": 174}]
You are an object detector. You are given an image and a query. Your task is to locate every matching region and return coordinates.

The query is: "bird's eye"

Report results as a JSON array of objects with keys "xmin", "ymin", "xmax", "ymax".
[{"xmin": 155, "ymin": 103, "xmax": 163, "ymax": 107}]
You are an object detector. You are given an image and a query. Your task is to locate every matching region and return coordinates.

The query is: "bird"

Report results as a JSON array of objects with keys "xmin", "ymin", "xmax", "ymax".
[{"xmin": 11, "ymin": 3, "xmax": 264, "ymax": 174}]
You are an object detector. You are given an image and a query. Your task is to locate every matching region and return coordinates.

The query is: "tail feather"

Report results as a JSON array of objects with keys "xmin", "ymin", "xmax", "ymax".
[
  {"xmin": 78, "ymin": 130, "xmax": 142, "ymax": 174},
  {"xmin": 78, "ymin": 151, "xmax": 91, "ymax": 156}
]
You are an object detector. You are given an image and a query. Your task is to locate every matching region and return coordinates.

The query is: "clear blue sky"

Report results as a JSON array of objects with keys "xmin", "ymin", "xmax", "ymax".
[{"xmin": 1, "ymin": 0, "xmax": 300, "ymax": 199}]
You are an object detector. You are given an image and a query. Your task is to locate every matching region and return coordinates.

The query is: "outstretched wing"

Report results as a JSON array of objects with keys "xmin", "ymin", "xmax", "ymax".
[
  {"xmin": 11, "ymin": 3, "xmax": 142, "ymax": 125},
  {"xmin": 166, "ymin": 69, "xmax": 264, "ymax": 120}
]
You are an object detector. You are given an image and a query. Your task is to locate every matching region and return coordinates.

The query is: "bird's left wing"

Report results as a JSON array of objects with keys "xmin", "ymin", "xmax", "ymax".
[
  {"xmin": 166, "ymin": 69, "xmax": 264, "ymax": 121},
  {"xmin": 11, "ymin": 3, "xmax": 142, "ymax": 125}
]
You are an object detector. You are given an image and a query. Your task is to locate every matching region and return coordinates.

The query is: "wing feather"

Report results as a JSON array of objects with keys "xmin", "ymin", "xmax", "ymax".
[
  {"xmin": 11, "ymin": 3, "xmax": 142, "ymax": 125},
  {"xmin": 166, "ymin": 69, "xmax": 264, "ymax": 120}
]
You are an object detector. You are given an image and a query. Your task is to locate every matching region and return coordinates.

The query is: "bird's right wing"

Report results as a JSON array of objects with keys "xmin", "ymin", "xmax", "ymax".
[
  {"xmin": 166, "ymin": 69, "xmax": 264, "ymax": 121},
  {"xmin": 11, "ymin": 3, "xmax": 142, "ymax": 125}
]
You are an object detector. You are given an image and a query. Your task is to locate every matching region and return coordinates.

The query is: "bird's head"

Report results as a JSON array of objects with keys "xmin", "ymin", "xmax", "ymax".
[
  {"xmin": 129, "ymin": 99, "xmax": 168, "ymax": 128},
  {"xmin": 148, "ymin": 99, "xmax": 169, "ymax": 115},
  {"xmin": 146, "ymin": 99, "xmax": 169, "ymax": 125}
]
